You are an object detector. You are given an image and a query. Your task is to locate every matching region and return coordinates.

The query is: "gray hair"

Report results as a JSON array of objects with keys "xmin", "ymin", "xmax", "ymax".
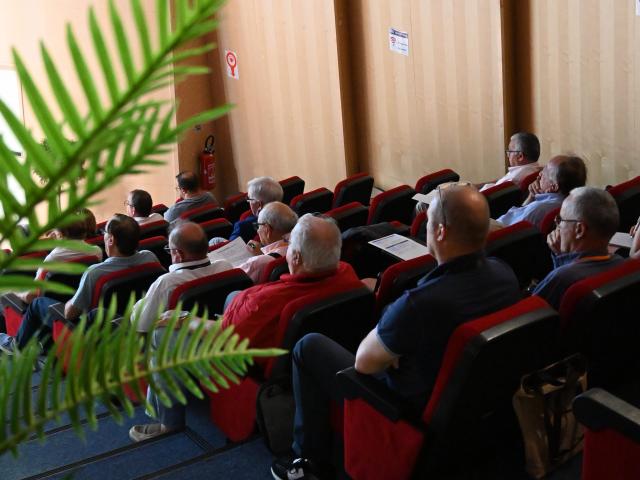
[
  {"xmin": 510, "ymin": 132, "xmax": 540, "ymax": 162},
  {"xmin": 566, "ymin": 186, "xmax": 619, "ymax": 238},
  {"xmin": 289, "ymin": 214, "xmax": 341, "ymax": 272},
  {"xmin": 247, "ymin": 176, "xmax": 283, "ymax": 204},
  {"xmin": 258, "ymin": 202, "xmax": 298, "ymax": 233}
]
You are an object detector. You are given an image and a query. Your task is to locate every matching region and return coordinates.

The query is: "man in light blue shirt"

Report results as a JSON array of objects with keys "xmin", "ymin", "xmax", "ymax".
[{"xmin": 497, "ymin": 155, "xmax": 587, "ymax": 229}]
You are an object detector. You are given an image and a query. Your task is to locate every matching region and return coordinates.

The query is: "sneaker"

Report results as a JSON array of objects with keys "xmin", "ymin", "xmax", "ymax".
[
  {"xmin": 0, "ymin": 334, "xmax": 16, "ymax": 355},
  {"xmin": 271, "ymin": 457, "xmax": 319, "ymax": 480},
  {"xmin": 128, "ymin": 423, "xmax": 173, "ymax": 442}
]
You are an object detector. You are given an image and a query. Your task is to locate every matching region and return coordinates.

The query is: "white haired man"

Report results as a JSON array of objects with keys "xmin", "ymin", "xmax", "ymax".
[{"xmin": 229, "ymin": 176, "xmax": 284, "ymax": 243}]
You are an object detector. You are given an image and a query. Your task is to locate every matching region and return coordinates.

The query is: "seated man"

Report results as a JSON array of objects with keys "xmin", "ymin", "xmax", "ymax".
[
  {"xmin": 131, "ymin": 221, "xmax": 232, "ymax": 333},
  {"xmin": 532, "ymin": 186, "xmax": 624, "ymax": 309},
  {"xmin": 271, "ymin": 185, "xmax": 522, "ymax": 479},
  {"xmin": 480, "ymin": 131, "xmax": 541, "ymax": 191},
  {"xmin": 129, "ymin": 214, "xmax": 362, "ymax": 442},
  {"xmin": 237, "ymin": 201, "xmax": 297, "ymax": 283},
  {"xmin": 210, "ymin": 176, "xmax": 284, "ymax": 244},
  {"xmin": 0, "ymin": 214, "xmax": 159, "ymax": 352},
  {"xmin": 497, "ymin": 155, "xmax": 587, "ymax": 228},
  {"xmin": 164, "ymin": 171, "xmax": 217, "ymax": 223},
  {"xmin": 125, "ymin": 189, "xmax": 164, "ymax": 226}
]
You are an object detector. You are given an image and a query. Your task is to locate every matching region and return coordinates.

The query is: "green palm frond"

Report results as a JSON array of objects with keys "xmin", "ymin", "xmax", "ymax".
[
  {"xmin": 0, "ymin": 0, "xmax": 229, "ymax": 293},
  {"xmin": 0, "ymin": 305, "xmax": 285, "ymax": 456}
]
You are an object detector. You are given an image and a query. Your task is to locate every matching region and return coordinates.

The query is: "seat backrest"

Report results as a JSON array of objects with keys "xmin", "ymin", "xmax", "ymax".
[
  {"xmin": 223, "ymin": 193, "xmax": 249, "ymax": 224},
  {"xmin": 200, "ymin": 218, "xmax": 233, "ymax": 241},
  {"xmin": 368, "ymin": 185, "xmax": 417, "ymax": 225},
  {"xmin": 139, "ymin": 219, "xmax": 169, "ymax": 240},
  {"xmin": 559, "ymin": 259, "xmax": 640, "ymax": 389},
  {"xmin": 325, "ymin": 202, "xmax": 369, "ymax": 232},
  {"xmin": 607, "ymin": 176, "xmax": 640, "ymax": 231},
  {"xmin": 485, "ymin": 221, "xmax": 553, "ymax": 289},
  {"xmin": 266, "ymin": 286, "xmax": 375, "ymax": 378},
  {"xmin": 333, "ymin": 173, "xmax": 374, "ymax": 208},
  {"xmin": 43, "ymin": 255, "xmax": 101, "ymax": 302},
  {"xmin": 92, "ymin": 262, "xmax": 166, "ymax": 312},
  {"xmin": 178, "ymin": 202, "xmax": 224, "ymax": 223},
  {"xmin": 539, "ymin": 206, "xmax": 560, "ymax": 235},
  {"xmin": 341, "ymin": 222, "xmax": 405, "ymax": 278},
  {"xmin": 516, "ymin": 170, "xmax": 541, "ymax": 198},
  {"xmin": 139, "ymin": 236, "xmax": 171, "ymax": 269},
  {"xmin": 375, "ymin": 254, "xmax": 437, "ymax": 318},
  {"xmin": 418, "ymin": 296, "xmax": 558, "ymax": 473},
  {"xmin": 415, "ymin": 169, "xmax": 460, "ymax": 195},
  {"xmin": 290, "ymin": 187, "xmax": 334, "ymax": 216},
  {"xmin": 258, "ymin": 256, "xmax": 289, "ymax": 284},
  {"xmin": 168, "ymin": 268, "xmax": 253, "ymax": 316},
  {"xmin": 481, "ymin": 181, "xmax": 522, "ymax": 219},
  {"xmin": 410, "ymin": 211, "xmax": 427, "ymax": 241},
  {"xmin": 150, "ymin": 203, "xmax": 168, "ymax": 216},
  {"xmin": 279, "ymin": 176, "xmax": 305, "ymax": 205}
]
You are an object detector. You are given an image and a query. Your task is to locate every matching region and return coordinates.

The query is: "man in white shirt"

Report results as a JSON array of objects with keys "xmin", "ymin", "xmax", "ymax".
[
  {"xmin": 238, "ymin": 201, "xmax": 298, "ymax": 283},
  {"xmin": 125, "ymin": 190, "xmax": 165, "ymax": 226},
  {"xmin": 131, "ymin": 221, "xmax": 232, "ymax": 332},
  {"xmin": 480, "ymin": 132, "xmax": 541, "ymax": 192}
]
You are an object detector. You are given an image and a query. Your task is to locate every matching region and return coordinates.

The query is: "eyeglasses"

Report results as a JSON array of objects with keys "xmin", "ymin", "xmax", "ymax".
[
  {"xmin": 123, "ymin": 201, "xmax": 132, "ymax": 207},
  {"xmin": 554, "ymin": 215, "xmax": 581, "ymax": 227},
  {"xmin": 163, "ymin": 245, "xmax": 179, "ymax": 253},
  {"xmin": 252, "ymin": 221, "xmax": 268, "ymax": 229},
  {"xmin": 505, "ymin": 149, "xmax": 522, "ymax": 155},
  {"xmin": 247, "ymin": 197, "xmax": 257, "ymax": 202},
  {"xmin": 437, "ymin": 186, "xmax": 447, "ymax": 226}
]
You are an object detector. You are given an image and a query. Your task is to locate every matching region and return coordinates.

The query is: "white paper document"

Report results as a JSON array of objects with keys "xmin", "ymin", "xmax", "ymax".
[
  {"xmin": 609, "ymin": 232, "xmax": 633, "ymax": 249},
  {"xmin": 369, "ymin": 234, "xmax": 430, "ymax": 261},
  {"xmin": 208, "ymin": 237, "xmax": 253, "ymax": 267}
]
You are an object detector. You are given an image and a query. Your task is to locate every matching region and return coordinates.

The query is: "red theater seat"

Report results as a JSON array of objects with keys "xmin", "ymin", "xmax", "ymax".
[
  {"xmin": 279, "ymin": 176, "xmax": 305, "ymax": 205},
  {"xmin": 167, "ymin": 268, "xmax": 253, "ymax": 316},
  {"xmin": 290, "ymin": 187, "xmax": 334, "ymax": 216},
  {"xmin": 150, "ymin": 203, "xmax": 168, "ymax": 216},
  {"xmin": 258, "ymin": 256, "xmax": 289, "ymax": 284},
  {"xmin": 368, "ymin": 185, "xmax": 416, "ymax": 226},
  {"xmin": 414, "ymin": 169, "xmax": 460, "ymax": 195},
  {"xmin": 199, "ymin": 218, "xmax": 233, "ymax": 241},
  {"xmin": 485, "ymin": 221, "xmax": 553, "ymax": 289},
  {"xmin": 223, "ymin": 192, "xmax": 249, "ymax": 224},
  {"xmin": 325, "ymin": 202, "xmax": 369, "ymax": 232},
  {"xmin": 607, "ymin": 176, "xmax": 640, "ymax": 231},
  {"xmin": 332, "ymin": 173, "xmax": 374, "ymax": 208},
  {"xmin": 516, "ymin": 169, "xmax": 542, "ymax": 199},
  {"xmin": 139, "ymin": 236, "xmax": 171, "ymax": 270},
  {"xmin": 139, "ymin": 219, "xmax": 169, "ymax": 240},
  {"xmin": 207, "ymin": 285, "xmax": 375, "ymax": 442},
  {"xmin": 558, "ymin": 258, "xmax": 640, "ymax": 390},
  {"xmin": 178, "ymin": 202, "xmax": 224, "ymax": 223},
  {"xmin": 410, "ymin": 211, "xmax": 427, "ymax": 240},
  {"xmin": 338, "ymin": 296, "xmax": 558, "ymax": 479},
  {"xmin": 574, "ymin": 388, "xmax": 640, "ymax": 480},
  {"xmin": 540, "ymin": 206, "xmax": 560, "ymax": 235},
  {"xmin": 482, "ymin": 181, "xmax": 522, "ymax": 219}
]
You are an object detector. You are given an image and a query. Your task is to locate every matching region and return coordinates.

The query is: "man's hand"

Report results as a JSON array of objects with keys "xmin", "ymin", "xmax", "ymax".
[
  {"xmin": 547, "ymin": 228, "xmax": 561, "ymax": 254},
  {"xmin": 246, "ymin": 241, "xmax": 263, "ymax": 256},
  {"xmin": 523, "ymin": 177, "xmax": 542, "ymax": 205}
]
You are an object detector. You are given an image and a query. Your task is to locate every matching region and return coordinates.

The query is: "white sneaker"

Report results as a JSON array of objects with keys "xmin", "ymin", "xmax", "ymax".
[
  {"xmin": 128, "ymin": 423, "xmax": 173, "ymax": 442},
  {"xmin": 0, "ymin": 334, "xmax": 16, "ymax": 355}
]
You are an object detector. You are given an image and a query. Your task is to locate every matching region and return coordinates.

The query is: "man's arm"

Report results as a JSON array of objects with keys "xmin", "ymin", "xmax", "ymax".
[
  {"xmin": 354, "ymin": 328, "xmax": 399, "ymax": 375},
  {"xmin": 64, "ymin": 300, "xmax": 82, "ymax": 321}
]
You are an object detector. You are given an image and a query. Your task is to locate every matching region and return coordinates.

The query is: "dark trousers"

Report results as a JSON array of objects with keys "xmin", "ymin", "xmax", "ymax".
[
  {"xmin": 292, "ymin": 333, "xmax": 355, "ymax": 464},
  {"xmin": 17, "ymin": 297, "xmax": 57, "ymax": 348}
]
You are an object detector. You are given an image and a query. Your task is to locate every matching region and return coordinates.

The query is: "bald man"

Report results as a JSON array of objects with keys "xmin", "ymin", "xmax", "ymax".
[
  {"xmin": 272, "ymin": 185, "xmax": 522, "ymax": 479},
  {"xmin": 497, "ymin": 155, "xmax": 587, "ymax": 228},
  {"xmin": 130, "ymin": 221, "xmax": 232, "ymax": 333}
]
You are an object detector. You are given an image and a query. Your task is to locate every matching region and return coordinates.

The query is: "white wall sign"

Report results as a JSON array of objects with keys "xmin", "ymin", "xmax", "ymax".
[
  {"xmin": 225, "ymin": 50, "xmax": 239, "ymax": 79},
  {"xmin": 389, "ymin": 28, "xmax": 409, "ymax": 56}
]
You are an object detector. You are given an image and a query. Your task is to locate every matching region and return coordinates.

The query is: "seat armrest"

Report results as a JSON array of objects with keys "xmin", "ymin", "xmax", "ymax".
[
  {"xmin": 1, "ymin": 293, "xmax": 28, "ymax": 314},
  {"xmin": 574, "ymin": 388, "xmax": 640, "ymax": 444},
  {"xmin": 47, "ymin": 302, "xmax": 70, "ymax": 326},
  {"xmin": 337, "ymin": 367, "xmax": 407, "ymax": 421}
]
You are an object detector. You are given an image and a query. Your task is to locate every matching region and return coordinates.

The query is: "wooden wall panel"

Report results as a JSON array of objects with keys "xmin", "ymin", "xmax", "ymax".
[
  {"xmin": 211, "ymin": 0, "xmax": 348, "ymax": 195},
  {"xmin": 347, "ymin": 0, "xmax": 506, "ymax": 190},
  {"xmin": 519, "ymin": 0, "xmax": 640, "ymax": 187}
]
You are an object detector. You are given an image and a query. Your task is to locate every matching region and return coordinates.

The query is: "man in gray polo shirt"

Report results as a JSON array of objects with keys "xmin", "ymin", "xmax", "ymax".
[
  {"xmin": 164, "ymin": 171, "xmax": 217, "ymax": 223},
  {"xmin": 0, "ymin": 214, "xmax": 160, "ymax": 352}
]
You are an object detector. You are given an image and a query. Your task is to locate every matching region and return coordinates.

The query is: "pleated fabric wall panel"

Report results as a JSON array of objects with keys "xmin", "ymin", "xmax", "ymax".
[
  {"xmin": 347, "ymin": 0, "xmax": 506, "ymax": 190},
  {"xmin": 212, "ymin": 0, "xmax": 348, "ymax": 193},
  {"xmin": 521, "ymin": 0, "xmax": 640, "ymax": 186}
]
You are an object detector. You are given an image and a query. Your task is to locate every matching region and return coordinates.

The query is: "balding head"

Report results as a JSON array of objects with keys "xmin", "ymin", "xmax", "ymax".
[
  {"xmin": 258, "ymin": 202, "xmax": 298, "ymax": 234},
  {"xmin": 169, "ymin": 221, "xmax": 209, "ymax": 262},
  {"xmin": 427, "ymin": 185, "xmax": 490, "ymax": 262},
  {"xmin": 287, "ymin": 214, "xmax": 341, "ymax": 275},
  {"xmin": 543, "ymin": 155, "xmax": 587, "ymax": 195}
]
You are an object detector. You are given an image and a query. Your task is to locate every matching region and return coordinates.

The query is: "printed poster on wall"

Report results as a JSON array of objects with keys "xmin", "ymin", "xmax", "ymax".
[
  {"xmin": 225, "ymin": 50, "xmax": 239, "ymax": 79},
  {"xmin": 389, "ymin": 28, "xmax": 409, "ymax": 56}
]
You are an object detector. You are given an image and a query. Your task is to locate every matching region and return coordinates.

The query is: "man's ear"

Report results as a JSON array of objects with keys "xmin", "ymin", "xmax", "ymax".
[
  {"xmin": 575, "ymin": 221, "xmax": 587, "ymax": 240},
  {"xmin": 436, "ymin": 223, "xmax": 446, "ymax": 242},
  {"xmin": 292, "ymin": 251, "xmax": 302, "ymax": 266}
]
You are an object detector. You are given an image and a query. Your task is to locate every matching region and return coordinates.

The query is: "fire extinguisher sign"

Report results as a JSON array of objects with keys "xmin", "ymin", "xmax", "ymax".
[{"xmin": 225, "ymin": 50, "xmax": 239, "ymax": 80}]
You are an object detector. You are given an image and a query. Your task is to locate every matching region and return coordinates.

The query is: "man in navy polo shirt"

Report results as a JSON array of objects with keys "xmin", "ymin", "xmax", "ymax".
[{"xmin": 272, "ymin": 185, "xmax": 522, "ymax": 480}]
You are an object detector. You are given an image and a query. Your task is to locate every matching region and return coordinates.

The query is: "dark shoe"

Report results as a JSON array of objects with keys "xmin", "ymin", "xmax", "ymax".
[{"xmin": 271, "ymin": 457, "xmax": 325, "ymax": 480}]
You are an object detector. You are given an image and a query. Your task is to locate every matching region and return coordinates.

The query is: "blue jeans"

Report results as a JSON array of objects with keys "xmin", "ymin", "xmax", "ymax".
[{"xmin": 17, "ymin": 297, "xmax": 57, "ymax": 349}]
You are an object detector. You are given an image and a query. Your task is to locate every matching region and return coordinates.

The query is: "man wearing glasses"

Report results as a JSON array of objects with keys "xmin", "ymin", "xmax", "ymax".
[
  {"xmin": 480, "ymin": 132, "xmax": 541, "ymax": 192},
  {"xmin": 497, "ymin": 155, "xmax": 587, "ymax": 229},
  {"xmin": 230, "ymin": 176, "xmax": 284, "ymax": 243},
  {"xmin": 532, "ymin": 187, "xmax": 624, "ymax": 309},
  {"xmin": 124, "ymin": 189, "xmax": 164, "ymax": 226}
]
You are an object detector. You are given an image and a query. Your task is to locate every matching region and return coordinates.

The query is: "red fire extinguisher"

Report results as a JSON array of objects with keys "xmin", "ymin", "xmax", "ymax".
[{"xmin": 200, "ymin": 135, "xmax": 216, "ymax": 190}]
